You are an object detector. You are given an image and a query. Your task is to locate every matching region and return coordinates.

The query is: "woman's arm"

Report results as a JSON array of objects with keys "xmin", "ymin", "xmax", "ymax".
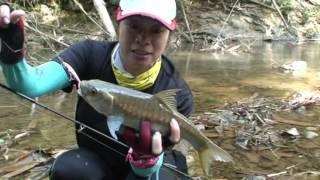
[{"xmin": 1, "ymin": 59, "xmax": 70, "ymax": 97}]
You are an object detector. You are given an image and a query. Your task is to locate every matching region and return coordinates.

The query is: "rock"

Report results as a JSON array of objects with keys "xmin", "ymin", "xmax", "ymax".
[
  {"xmin": 280, "ymin": 61, "xmax": 307, "ymax": 73},
  {"xmin": 281, "ymin": 128, "xmax": 300, "ymax": 137},
  {"xmin": 0, "ymin": 138, "xmax": 5, "ymax": 146},
  {"xmin": 195, "ymin": 123, "xmax": 205, "ymax": 131},
  {"xmin": 247, "ymin": 176, "xmax": 266, "ymax": 180},
  {"xmin": 304, "ymin": 131, "xmax": 319, "ymax": 139}
]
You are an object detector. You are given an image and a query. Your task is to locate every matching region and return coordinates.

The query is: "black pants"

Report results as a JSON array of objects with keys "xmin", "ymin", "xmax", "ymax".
[{"xmin": 49, "ymin": 148, "xmax": 188, "ymax": 180}]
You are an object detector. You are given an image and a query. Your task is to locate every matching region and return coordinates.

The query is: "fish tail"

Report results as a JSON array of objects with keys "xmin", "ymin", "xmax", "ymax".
[
  {"xmin": 199, "ymin": 145, "xmax": 215, "ymax": 176},
  {"xmin": 199, "ymin": 141, "xmax": 233, "ymax": 176}
]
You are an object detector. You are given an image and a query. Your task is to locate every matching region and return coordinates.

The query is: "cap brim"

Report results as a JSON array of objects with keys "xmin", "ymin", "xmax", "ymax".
[{"xmin": 116, "ymin": 8, "xmax": 176, "ymax": 31}]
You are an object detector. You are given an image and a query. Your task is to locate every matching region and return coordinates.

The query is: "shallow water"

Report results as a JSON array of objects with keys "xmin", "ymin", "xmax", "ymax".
[
  {"xmin": 0, "ymin": 41, "xmax": 320, "ymax": 179},
  {"xmin": 171, "ymin": 42, "xmax": 320, "ymax": 112},
  {"xmin": 170, "ymin": 42, "xmax": 320, "ymax": 178}
]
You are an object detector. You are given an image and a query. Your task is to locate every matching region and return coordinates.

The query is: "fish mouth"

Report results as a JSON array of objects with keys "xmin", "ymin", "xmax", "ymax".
[
  {"xmin": 77, "ymin": 81, "xmax": 100, "ymax": 98},
  {"xmin": 77, "ymin": 88, "xmax": 83, "ymax": 97},
  {"xmin": 77, "ymin": 81, "xmax": 90, "ymax": 98},
  {"xmin": 77, "ymin": 81, "xmax": 85, "ymax": 97}
]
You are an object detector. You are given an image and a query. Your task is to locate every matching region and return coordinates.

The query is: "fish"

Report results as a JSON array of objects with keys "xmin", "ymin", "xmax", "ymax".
[{"xmin": 78, "ymin": 79, "xmax": 233, "ymax": 175}]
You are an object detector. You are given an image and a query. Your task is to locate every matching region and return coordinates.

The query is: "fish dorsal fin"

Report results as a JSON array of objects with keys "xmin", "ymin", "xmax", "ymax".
[{"xmin": 154, "ymin": 89, "xmax": 180, "ymax": 112}]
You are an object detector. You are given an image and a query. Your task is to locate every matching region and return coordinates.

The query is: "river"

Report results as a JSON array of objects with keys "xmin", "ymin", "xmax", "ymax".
[{"xmin": 0, "ymin": 41, "xmax": 319, "ymax": 179}]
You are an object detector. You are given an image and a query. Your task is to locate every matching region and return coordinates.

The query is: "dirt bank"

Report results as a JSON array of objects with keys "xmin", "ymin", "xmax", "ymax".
[{"xmin": 176, "ymin": 0, "xmax": 320, "ymax": 49}]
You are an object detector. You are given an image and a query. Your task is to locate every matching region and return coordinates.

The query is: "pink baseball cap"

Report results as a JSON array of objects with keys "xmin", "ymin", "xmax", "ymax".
[{"xmin": 116, "ymin": 0, "xmax": 177, "ymax": 30}]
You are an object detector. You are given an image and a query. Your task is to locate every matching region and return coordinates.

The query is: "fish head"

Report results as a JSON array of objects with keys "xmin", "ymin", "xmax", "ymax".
[{"xmin": 78, "ymin": 80, "xmax": 114, "ymax": 115}]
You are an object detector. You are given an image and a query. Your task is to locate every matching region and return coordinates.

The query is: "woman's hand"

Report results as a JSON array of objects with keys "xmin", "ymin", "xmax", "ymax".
[
  {"xmin": 0, "ymin": 3, "xmax": 26, "ymax": 64},
  {"xmin": 0, "ymin": 4, "xmax": 25, "ymax": 27},
  {"xmin": 117, "ymin": 118, "xmax": 180, "ymax": 177},
  {"xmin": 120, "ymin": 118, "xmax": 180, "ymax": 155},
  {"xmin": 152, "ymin": 118, "xmax": 180, "ymax": 154}
]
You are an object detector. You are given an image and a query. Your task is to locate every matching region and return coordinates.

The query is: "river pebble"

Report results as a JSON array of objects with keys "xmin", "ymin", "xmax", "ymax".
[
  {"xmin": 304, "ymin": 131, "xmax": 319, "ymax": 139},
  {"xmin": 0, "ymin": 138, "xmax": 5, "ymax": 145},
  {"xmin": 248, "ymin": 176, "xmax": 266, "ymax": 180}
]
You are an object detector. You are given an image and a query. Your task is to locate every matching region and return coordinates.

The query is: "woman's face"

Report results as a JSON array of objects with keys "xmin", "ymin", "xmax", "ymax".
[{"xmin": 118, "ymin": 16, "xmax": 170, "ymax": 76}]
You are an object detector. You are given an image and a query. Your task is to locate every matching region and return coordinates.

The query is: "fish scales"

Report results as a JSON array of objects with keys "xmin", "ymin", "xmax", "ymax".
[
  {"xmin": 113, "ymin": 91, "xmax": 202, "ymax": 144},
  {"xmin": 78, "ymin": 79, "xmax": 233, "ymax": 176},
  {"xmin": 114, "ymin": 91, "xmax": 172, "ymax": 133}
]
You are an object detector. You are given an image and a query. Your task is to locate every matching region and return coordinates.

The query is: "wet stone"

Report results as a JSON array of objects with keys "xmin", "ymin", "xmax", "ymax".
[
  {"xmin": 247, "ymin": 176, "xmax": 266, "ymax": 180},
  {"xmin": 0, "ymin": 139, "xmax": 5, "ymax": 146},
  {"xmin": 304, "ymin": 131, "xmax": 319, "ymax": 139}
]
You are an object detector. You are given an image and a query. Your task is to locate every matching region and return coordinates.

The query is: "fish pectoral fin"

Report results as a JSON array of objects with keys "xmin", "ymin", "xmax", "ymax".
[
  {"xmin": 106, "ymin": 116, "xmax": 124, "ymax": 140},
  {"xmin": 154, "ymin": 89, "xmax": 180, "ymax": 112}
]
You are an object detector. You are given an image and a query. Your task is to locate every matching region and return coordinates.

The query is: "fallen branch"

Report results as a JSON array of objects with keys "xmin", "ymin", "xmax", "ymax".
[
  {"xmin": 176, "ymin": 28, "xmax": 193, "ymax": 43},
  {"xmin": 271, "ymin": 0, "xmax": 289, "ymax": 30},
  {"xmin": 31, "ymin": 22, "xmax": 106, "ymax": 38},
  {"xmin": 1, "ymin": 162, "xmax": 41, "ymax": 178},
  {"xmin": 177, "ymin": 0, "xmax": 194, "ymax": 43},
  {"xmin": 212, "ymin": 0, "xmax": 240, "ymax": 50},
  {"xmin": 267, "ymin": 163, "xmax": 302, "ymax": 178},
  {"xmin": 267, "ymin": 170, "xmax": 287, "ymax": 177},
  {"xmin": 93, "ymin": 0, "xmax": 117, "ymax": 40},
  {"xmin": 72, "ymin": 0, "xmax": 110, "ymax": 36},
  {"xmin": 248, "ymin": 0, "xmax": 275, "ymax": 10},
  {"xmin": 25, "ymin": 24, "xmax": 70, "ymax": 47}
]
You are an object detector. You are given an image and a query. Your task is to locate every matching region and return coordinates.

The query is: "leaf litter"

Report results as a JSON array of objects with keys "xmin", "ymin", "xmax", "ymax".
[
  {"xmin": 190, "ymin": 90, "xmax": 320, "ymax": 179},
  {"xmin": 1, "ymin": 91, "xmax": 320, "ymax": 179}
]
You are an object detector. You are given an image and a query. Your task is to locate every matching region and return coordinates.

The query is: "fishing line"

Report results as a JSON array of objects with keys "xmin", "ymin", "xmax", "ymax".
[{"xmin": 0, "ymin": 83, "xmax": 193, "ymax": 180}]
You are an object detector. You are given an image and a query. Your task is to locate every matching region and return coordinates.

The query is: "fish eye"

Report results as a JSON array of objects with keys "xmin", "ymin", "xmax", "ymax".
[{"xmin": 89, "ymin": 88, "xmax": 97, "ymax": 94}]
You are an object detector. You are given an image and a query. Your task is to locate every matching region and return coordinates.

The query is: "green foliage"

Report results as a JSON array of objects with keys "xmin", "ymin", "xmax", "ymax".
[
  {"xmin": 302, "ymin": 6, "xmax": 320, "ymax": 24},
  {"xmin": 278, "ymin": 0, "xmax": 294, "ymax": 17}
]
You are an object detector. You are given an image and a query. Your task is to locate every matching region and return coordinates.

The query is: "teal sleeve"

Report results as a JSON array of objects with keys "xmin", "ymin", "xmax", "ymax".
[
  {"xmin": 130, "ymin": 153, "xmax": 164, "ymax": 178},
  {"xmin": 0, "ymin": 59, "xmax": 70, "ymax": 98}
]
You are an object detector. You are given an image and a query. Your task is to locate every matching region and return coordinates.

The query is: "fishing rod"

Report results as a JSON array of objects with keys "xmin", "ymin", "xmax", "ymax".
[{"xmin": 0, "ymin": 83, "xmax": 194, "ymax": 179}]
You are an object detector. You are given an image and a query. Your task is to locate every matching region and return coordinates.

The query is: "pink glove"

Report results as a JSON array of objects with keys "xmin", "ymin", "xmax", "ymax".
[
  {"xmin": 117, "ymin": 118, "xmax": 180, "ymax": 177},
  {"xmin": 121, "ymin": 120, "xmax": 159, "ymax": 169}
]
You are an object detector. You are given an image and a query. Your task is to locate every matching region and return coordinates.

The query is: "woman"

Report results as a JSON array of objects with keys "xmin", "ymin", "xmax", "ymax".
[{"xmin": 0, "ymin": 0, "xmax": 193, "ymax": 179}]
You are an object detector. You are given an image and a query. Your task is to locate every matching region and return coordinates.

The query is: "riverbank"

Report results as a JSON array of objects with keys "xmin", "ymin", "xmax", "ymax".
[
  {"xmin": 175, "ymin": 0, "xmax": 320, "ymax": 52},
  {"xmin": 0, "ymin": 1, "xmax": 320, "ymax": 179},
  {"xmin": 10, "ymin": 0, "xmax": 320, "ymax": 52}
]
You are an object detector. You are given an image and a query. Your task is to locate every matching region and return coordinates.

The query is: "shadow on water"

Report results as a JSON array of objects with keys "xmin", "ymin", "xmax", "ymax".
[{"xmin": 0, "ymin": 41, "xmax": 319, "ymax": 179}]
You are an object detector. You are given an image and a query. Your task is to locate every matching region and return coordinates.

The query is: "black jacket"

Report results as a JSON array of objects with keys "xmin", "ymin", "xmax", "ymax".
[{"xmin": 55, "ymin": 40, "xmax": 193, "ymax": 170}]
